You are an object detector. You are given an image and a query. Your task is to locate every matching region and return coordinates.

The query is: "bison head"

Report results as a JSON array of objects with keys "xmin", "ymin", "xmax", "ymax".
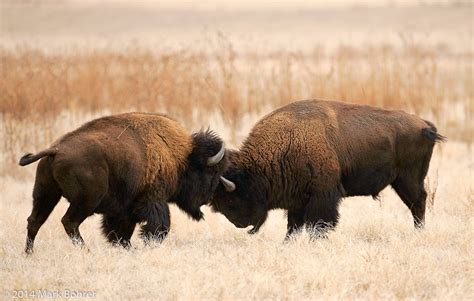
[
  {"xmin": 210, "ymin": 162, "xmax": 268, "ymax": 234},
  {"xmin": 173, "ymin": 129, "xmax": 233, "ymax": 221}
]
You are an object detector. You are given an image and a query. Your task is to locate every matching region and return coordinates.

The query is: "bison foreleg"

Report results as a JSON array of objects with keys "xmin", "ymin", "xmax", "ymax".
[
  {"xmin": 134, "ymin": 201, "xmax": 171, "ymax": 244},
  {"xmin": 101, "ymin": 215, "xmax": 136, "ymax": 248},
  {"xmin": 304, "ymin": 189, "xmax": 342, "ymax": 240},
  {"xmin": 175, "ymin": 202, "xmax": 204, "ymax": 221},
  {"xmin": 284, "ymin": 209, "xmax": 305, "ymax": 242}
]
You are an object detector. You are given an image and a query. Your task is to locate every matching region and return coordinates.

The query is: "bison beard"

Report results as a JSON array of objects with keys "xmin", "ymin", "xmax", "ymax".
[
  {"xmin": 211, "ymin": 99, "xmax": 446, "ymax": 240},
  {"xmin": 20, "ymin": 113, "xmax": 231, "ymax": 253}
]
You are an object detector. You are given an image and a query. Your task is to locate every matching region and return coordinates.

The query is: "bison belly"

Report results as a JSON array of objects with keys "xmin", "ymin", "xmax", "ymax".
[{"xmin": 341, "ymin": 160, "xmax": 397, "ymax": 198}]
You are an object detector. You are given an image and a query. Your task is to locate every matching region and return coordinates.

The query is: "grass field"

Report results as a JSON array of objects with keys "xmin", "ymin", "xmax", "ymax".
[
  {"xmin": 1, "ymin": 2, "xmax": 473, "ymax": 300},
  {"xmin": 1, "ymin": 142, "xmax": 472, "ymax": 299}
]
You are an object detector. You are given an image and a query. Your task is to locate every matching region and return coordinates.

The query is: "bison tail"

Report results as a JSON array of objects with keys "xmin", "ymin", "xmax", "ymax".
[
  {"xmin": 421, "ymin": 127, "xmax": 446, "ymax": 143},
  {"xmin": 19, "ymin": 148, "xmax": 58, "ymax": 166}
]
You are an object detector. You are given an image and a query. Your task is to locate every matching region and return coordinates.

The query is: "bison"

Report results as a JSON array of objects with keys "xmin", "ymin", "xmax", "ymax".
[
  {"xmin": 19, "ymin": 112, "xmax": 231, "ymax": 253},
  {"xmin": 210, "ymin": 100, "xmax": 445, "ymax": 239}
]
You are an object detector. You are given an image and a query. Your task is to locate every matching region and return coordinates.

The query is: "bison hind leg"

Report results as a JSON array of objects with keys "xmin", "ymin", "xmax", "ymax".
[
  {"xmin": 101, "ymin": 215, "xmax": 136, "ymax": 248},
  {"xmin": 25, "ymin": 159, "xmax": 62, "ymax": 254},
  {"xmin": 134, "ymin": 201, "xmax": 171, "ymax": 245},
  {"xmin": 391, "ymin": 175, "xmax": 427, "ymax": 228}
]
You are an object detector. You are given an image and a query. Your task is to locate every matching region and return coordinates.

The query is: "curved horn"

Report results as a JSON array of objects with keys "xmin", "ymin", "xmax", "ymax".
[
  {"xmin": 207, "ymin": 144, "xmax": 225, "ymax": 166},
  {"xmin": 220, "ymin": 176, "xmax": 236, "ymax": 192}
]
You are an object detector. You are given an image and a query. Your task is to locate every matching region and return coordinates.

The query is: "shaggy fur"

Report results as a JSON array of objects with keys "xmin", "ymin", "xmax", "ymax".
[
  {"xmin": 210, "ymin": 100, "xmax": 445, "ymax": 239},
  {"xmin": 20, "ymin": 113, "xmax": 228, "ymax": 253}
]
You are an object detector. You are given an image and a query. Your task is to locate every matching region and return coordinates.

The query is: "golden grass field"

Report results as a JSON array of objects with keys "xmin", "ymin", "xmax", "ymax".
[
  {"xmin": 1, "ymin": 2, "xmax": 473, "ymax": 300},
  {"xmin": 1, "ymin": 140, "xmax": 472, "ymax": 299}
]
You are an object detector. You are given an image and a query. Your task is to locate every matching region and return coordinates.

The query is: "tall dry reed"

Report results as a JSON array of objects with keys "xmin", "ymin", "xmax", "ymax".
[{"xmin": 0, "ymin": 40, "xmax": 471, "ymax": 163}]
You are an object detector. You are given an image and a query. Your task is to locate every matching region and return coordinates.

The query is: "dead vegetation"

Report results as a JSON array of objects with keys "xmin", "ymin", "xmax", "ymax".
[
  {"xmin": 1, "ymin": 40, "xmax": 472, "ymax": 163},
  {"xmin": 0, "ymin": 37, "xmax": 472, "ymax": 299}
]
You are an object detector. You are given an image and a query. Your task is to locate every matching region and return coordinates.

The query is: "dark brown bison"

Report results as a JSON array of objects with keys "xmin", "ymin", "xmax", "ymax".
[
  {"xmin": 19, "ymin": 113, "xmax": 231, "ymax": 253},
  {"xmin": 210, "ymin": 100, "xmax": 445, "ymax": 239}
]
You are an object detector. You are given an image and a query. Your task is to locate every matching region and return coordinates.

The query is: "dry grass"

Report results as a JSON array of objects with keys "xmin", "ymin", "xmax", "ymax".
[
  {"xmin": 0, "ymin": 30, "xmax": 472, "ymax": 300},
  {"xmin": 0, "ymin": 142, "xmax": 472, "ymax": 300},
  {"xmin": 0, "ymin": 40, "xmax": 472, "ymax": 163}
]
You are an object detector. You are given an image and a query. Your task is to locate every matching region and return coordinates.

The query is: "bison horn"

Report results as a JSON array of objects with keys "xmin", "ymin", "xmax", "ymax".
[
  {"xmin": 220, "ymin": 176, "xmax": 236, "ymax": 192},
  {"xmin": 207, "ymin": 144, "xmax": 225, "ymax": 166}
]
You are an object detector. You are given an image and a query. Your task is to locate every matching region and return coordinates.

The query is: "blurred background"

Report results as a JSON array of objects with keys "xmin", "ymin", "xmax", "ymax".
[
  {"xmin": 0, "ymin": 0, "xmax": 472, "ymax": 165},
  {"xmin": 2, "ymin": 0, "xmax": 471, "ymax": 51}
]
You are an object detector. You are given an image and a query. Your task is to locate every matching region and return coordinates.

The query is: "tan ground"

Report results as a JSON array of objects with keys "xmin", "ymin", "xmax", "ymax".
[
  {"xmin": 1, "ymin": 2, "xmax": 472, "ymax": 300},
  {"xmin": 1, "ymin": 140, "xmax": 472, "ymax": 300}
]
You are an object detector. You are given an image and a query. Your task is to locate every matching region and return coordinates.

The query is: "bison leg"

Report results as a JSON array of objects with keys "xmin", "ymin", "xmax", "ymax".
[
  {"xmin": 101, "ymin": 215, "xmax": 136, "ymax": 248},
  {"xmin": 134, "ymin": 201, "xmax": 171, "ymax": 244},
  {"xmin": 284, "ymin": 209, "xmax": 305, "ymax": 241},
  {"xmin": 25, "ymin": 159, "xmax": 62, "ymax": 254},
  {"xmin": 61, "ymin": 201, "xmax": 98, "ymax": 247},
  {"xmin": 59, "ymin": 164, "xmax": 108, "ymax": 248},
  {"xmin": 304, "ymin": 189, "xmax": 342, "ymax": 240},
  {"xmin": 391, "ymin": 176, "xmax": 427, "ymax": 228}
]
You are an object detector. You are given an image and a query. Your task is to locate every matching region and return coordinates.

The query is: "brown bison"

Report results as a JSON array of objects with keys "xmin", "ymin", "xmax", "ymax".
[
  {"xmin": 211, "ymin": 100, "xmax": 445, "ymax": 239},
  {"xmin": 19, "ymin": 113, "xmax": 231, "ymax": 253}
]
